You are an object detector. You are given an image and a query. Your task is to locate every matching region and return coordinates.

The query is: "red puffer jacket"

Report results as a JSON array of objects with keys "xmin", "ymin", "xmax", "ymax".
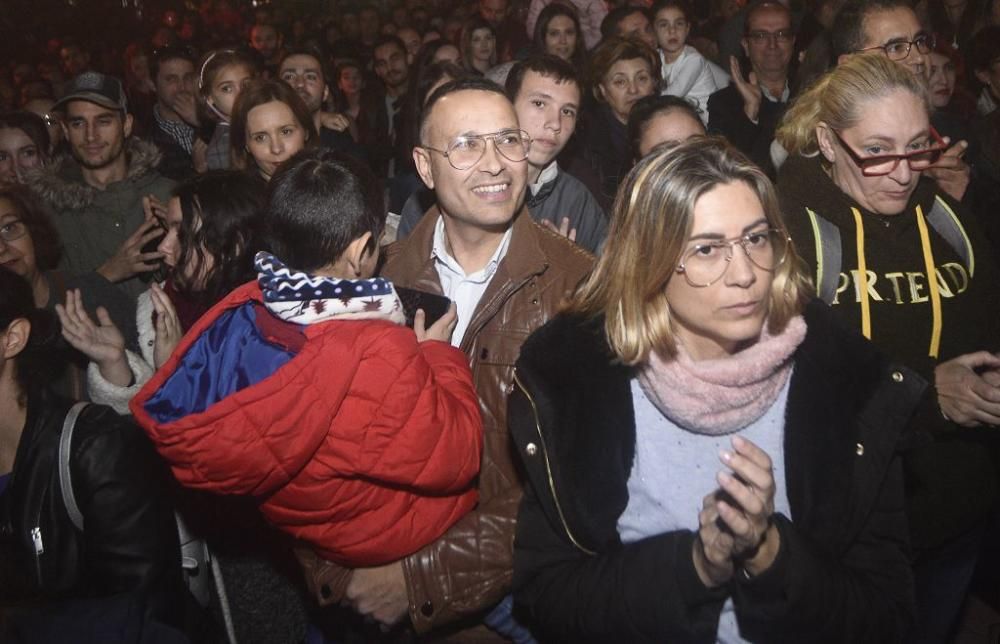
[{"xmin": 130, "ymin": 281, "xmax": 482, "ymax": 566}]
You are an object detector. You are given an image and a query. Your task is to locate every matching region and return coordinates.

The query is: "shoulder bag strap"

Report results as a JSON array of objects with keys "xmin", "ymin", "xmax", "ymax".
[{"xmin": 58, "ymin": 402, "xmax": 89, "ymax": 532}]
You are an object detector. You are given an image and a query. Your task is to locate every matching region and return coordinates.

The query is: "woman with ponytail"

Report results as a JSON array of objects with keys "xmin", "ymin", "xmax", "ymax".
[
  {"xmin": 0, "ymin": 267, "xmax": 184, "ymax": 638},
  {"xmin": 775, "ymin": 54, "xmax": 1000, "ymax": 643}
]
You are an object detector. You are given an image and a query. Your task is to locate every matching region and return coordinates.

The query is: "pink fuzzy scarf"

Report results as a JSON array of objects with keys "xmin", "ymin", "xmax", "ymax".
[{"xmin": 638, "ymin": 316, "xmax": 807, "ymax": 435}]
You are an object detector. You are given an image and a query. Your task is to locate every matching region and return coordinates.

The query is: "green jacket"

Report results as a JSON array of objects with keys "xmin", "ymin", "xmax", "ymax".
[{"xmin": 27, "ymin": 139, "xmax": 176, "ymax": 301}]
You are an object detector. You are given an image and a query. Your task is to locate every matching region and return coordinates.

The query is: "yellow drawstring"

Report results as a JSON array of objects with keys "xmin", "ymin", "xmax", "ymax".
[
  {"xmin": 915, "ymin": 204, "xmax": 942, "ymax": 358},
  {"xmin": 851, "ymin": 208, "xmax": 871, "ymax": 340}
]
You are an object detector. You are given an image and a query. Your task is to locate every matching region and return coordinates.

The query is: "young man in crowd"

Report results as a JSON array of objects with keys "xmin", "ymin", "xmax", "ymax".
[
  {"xmin": 250, "ymin": 23, "xmax": 284, "ymax": 77},
  {"xmin": 305, "ymin": 78, "xmax": 592, "ymax": 639},
  {"xmin": 708, "ymin": 0, "xmax": 794, "ymax": 176},
  {"xmin": 27, "ymin": 72, "xmax": 174, "ymax": 301},
  {"xmin": 277, "ymin": 46, "xmax": 364, "ymax": 162},
  {"xmin": 372, "ymin": 35, "xmax": 411, "ymax": 176},
  {"xmin": 506, "ymin": 55, "xmax": 607, "ymax": 253},
  {"xmin": 147, "ymin": 45, "xmax": 199, "ymax": 180}
]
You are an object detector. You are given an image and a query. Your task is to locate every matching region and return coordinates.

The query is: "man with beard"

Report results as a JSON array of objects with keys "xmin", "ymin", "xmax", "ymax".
[
  {"xmin": 250, "ymin": 23, "xmax": 285, "ymax": 78},
  {"xmin": 372, "ymin": 36, "xmax": 412, "ymax": 176},
  {"xmin": 26, "ymin": 72, "xmax": 174, "ymax": 300},
  {"xmin": 707, "ymin": 0, "xmax": 794, "ymax": 176},
  {"xmin": 277, "ymin": 47, "xmax": 364, "ymax": 163}
]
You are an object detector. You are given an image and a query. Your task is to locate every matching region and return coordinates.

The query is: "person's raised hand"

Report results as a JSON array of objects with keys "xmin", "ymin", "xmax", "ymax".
[
  {"xmin": 319, "ymin": 111, "xmax": 351, "ymax": 132},
  {"xmin": 55, "ymin": 288, "xmax": 132, "ymax": 387},
  {"xmin": 935, "ymin": 351, "xmax": 1000, "ymax": 427},
  {"xmin": 730, "ymin": 56, "xmax": 762, "ymax": 123},
  {"xmin": 97, "ymin": 217, "xmax": 164, "ymax": 283},
  {"xmin": 925, "ymin": 138, "xmax": 970, "ymax": 202},
  {"xmin": 414, "ymin": 302, "xmax": 458, "ymax": 344},
  {"xmin": 172, "ymin": 91, "xmax": 200, "ymax": 127},
  {"xmin": 149, "ymin": 282, "xmax": 183, "ymax": 368}
]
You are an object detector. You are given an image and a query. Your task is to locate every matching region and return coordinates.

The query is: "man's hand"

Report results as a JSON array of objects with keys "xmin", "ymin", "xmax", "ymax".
[
  {"xmin": 97, "ymin": 217, "xmax": 164, "ymax": 283},
  {"xmin": 730, "ymin": 56, "xmax": 762, "ymax": 124},
  {"xmin": 173, "ymin": 91, "xmax": 200, "ymax": 127},
  {"xmin": 192, "ymin": 137, "xmax": 209, "ymax": 173},
  {"xmin": 319, "ymin": 111, "xmax": 351, "ymax": 132},
  {"xmin": 935, "ymin": 351, "xmax": 1000, "ymax": 426},
  {"xmin": 344, "ymin": 560, "xmax": 410, "ymax": 627},
  {"xmin": 925, "ymin": 138, "xmax": 970, "ymax": 202},
  {"xmin": 540, "ymin": 217, "xmax": 577, "ymax": 242}
]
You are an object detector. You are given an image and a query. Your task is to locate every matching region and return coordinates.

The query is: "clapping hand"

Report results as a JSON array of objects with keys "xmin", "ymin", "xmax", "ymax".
[
  {"xmin": 729, "ymin": 56, "xmax": 762, "ymax": 123},
  {"xmin": 150, "ymin": 282, "xmax": 183, "ymax": 368},
  {"xmin": 56, "ymin": 288, "xmax": 132, "ymax": 387}
]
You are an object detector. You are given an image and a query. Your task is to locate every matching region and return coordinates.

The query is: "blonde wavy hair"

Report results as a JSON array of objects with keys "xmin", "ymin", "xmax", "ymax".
[
  {"xmin": 566, "ymin": 136, "xmax": 811, "ymax": 366},
  {"xmin": 776, "ymin": 53, "xmax": 931, "ymax": 157}
]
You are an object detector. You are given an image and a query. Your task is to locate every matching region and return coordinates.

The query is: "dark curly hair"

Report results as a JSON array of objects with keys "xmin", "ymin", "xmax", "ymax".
[
  {"xmin": 171, "ymin": 170, "xmax": 268, "ymax": 304},
  {"xmin": 0, "ymin": 183, "xmax": 62, "ymax": 271}
]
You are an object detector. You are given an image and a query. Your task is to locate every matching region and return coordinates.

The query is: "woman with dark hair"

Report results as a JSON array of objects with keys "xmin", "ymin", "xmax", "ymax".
[
  {"xmin": 56, "ymin": 170, "xmax": 268, "ymax": 415},
  {"xmin": 0, "ymin": 111, "xmax": 50, "ymax": 185},
  {"xmin": 0, "ymin": 267, "xmax": 184, "ymax": 638},
  {"xmin": 627, "ymin": 94, "xmax": 706, "ymax": 160},
  {"xmin": 460, "ymin": 17, "xmax": 498, "ymax": 75},
  {"xmin": 511, "ymin": 136, "xmax": 919, "ymax": 641},
  {"xmin": 580, "ymin": 36, "xmax": 660, "ymax": 204},
  {"xmin": 533, "ymin": 3, "xmax": 587, "ymax": 68},
  {"xmin": 229, "ymin": 79, "xmax": 319, "ymax": 180},
  {"xmin": 333, "ymin": 58, "xmax": 390, "ymax": 170}
]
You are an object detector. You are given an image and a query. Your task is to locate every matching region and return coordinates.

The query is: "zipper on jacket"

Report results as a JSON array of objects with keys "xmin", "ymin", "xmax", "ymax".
[
  {"xmin": 513, "ymin": 371, "xmax": 596, "ymax": 556},
  {"xmin": 31, "ymin": 525, "xmax": 43, "ymax": 585}
]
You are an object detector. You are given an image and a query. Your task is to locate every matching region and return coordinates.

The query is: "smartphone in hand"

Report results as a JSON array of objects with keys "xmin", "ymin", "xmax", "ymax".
[{"xmin": 396, "ymin": 286, "xmax": 452, "ymax": 329}]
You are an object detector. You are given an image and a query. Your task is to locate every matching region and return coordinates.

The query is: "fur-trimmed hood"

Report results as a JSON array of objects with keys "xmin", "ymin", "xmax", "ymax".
[{"xmin": 26, "ymin": 138, "xmax": 164, "ymax": 211}]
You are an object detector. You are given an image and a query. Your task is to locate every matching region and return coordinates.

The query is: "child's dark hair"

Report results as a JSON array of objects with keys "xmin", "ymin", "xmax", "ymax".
[
  {"xmin": 264, "ymin": 149, "xmax": 385, "ymax": 272},
  {"xmin": 0, "ymin": 266, "xmax": 62, "ymax": 402},
  {"xmin": 650, "ymin": 0, "xmax": 691, "ymax": 22},
  {"xmin": 627, "ymin": 94, "xmax": 705, "ymax": 160},
  {"xmin": 172, "ymin": 170, "xmax": 268, "ymax": 304}
]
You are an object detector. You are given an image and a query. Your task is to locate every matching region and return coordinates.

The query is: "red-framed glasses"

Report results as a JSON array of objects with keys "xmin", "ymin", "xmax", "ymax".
[{"xmin": 831, "ymin": 127, "xmax": 947, "ymax": 177}]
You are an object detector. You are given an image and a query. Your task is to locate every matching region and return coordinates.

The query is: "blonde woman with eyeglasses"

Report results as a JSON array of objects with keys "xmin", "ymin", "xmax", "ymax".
[
  {"xmin": 510, "ymin": 136, "xmax": 921, "ymax": 642},
  {"xmin": 776, "ymin": 53, "xmax": 1000, "ymax": 643}
]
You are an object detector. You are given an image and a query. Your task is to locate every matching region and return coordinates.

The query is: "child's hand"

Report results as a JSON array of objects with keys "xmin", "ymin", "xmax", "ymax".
[{"xmin": 414, "ymin": 303, "xmax": 457, "ymax": 344}]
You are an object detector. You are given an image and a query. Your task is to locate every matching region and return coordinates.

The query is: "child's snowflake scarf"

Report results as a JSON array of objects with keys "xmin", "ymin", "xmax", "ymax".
[{"xmin": 255, "ymin": 252, "xmax": 406, "ymax": 326}]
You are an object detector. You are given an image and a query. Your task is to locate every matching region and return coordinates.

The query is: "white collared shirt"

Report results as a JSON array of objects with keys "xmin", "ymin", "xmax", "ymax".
[
  {"xmin": 432, "ymin": 216, "xmax": 513, "ymax": 347},
  {"xmin": 528, "ymin": 161, "xmax": 560, "ymax": 197}
]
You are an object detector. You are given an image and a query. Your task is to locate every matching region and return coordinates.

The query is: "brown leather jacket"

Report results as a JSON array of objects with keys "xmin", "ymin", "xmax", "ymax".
[{"xmin": 382, "ymin": 206, "xmax": 593, "ymax": 634}]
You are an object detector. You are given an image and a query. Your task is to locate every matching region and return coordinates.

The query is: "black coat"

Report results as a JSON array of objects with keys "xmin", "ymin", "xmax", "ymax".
[
  {"xmin": 509, "ymin": 300, "xmax": 922, "ymax": 643},
  {"xmin": 0, "ymin": 392, "xmax": 183, "ymax": 624},
  {"xmin": 707, "ymin": 83, "xmax": 788, "ymax": 177}
]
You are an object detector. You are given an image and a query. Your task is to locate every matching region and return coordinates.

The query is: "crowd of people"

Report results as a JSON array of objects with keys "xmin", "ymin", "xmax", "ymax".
[{"xmin": 0, "ymin": 0, "xmax": 999, "ymax": 641}]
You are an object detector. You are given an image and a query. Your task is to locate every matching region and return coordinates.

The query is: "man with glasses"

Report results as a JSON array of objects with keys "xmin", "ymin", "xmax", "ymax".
[
  {"xmin": 832, "ymin": 0, "xmax": 972, "ymax": 202},
  {"xmin": 708, "ymin": 0, "xmax": 795, "ymax": 176},
  {"xmin": 318, "ymin": 78, "xmax": 592, "ymax": 639}
]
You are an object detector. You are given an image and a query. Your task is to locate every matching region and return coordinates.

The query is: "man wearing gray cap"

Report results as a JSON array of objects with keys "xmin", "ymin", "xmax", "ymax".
[{"xmin": 27, "ymin": 72, "xmax": 175, "ymax": 301}]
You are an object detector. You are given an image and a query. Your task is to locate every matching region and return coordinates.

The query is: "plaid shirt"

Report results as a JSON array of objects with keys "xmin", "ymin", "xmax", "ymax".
[{"xmin": 153, "ymin": 104, "xmax": 195, "ymax": 155}]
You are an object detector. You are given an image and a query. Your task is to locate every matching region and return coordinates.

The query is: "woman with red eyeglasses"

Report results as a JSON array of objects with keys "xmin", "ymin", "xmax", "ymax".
[{"xmin": 775, "ymin": 54, "xmax": 1000, "ymax": 644}]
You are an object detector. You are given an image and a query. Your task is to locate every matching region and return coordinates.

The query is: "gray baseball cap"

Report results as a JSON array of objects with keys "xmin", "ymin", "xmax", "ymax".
[{"xmin": 53, "ymin": 72, "xmax": 129, "ymax": 113}]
